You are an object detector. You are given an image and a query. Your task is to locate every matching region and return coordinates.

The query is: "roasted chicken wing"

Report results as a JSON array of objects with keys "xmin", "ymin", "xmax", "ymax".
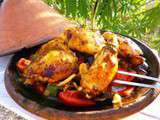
[
  {"xmin": 23, "ymin": 38, "xmax": 78, "ymax": 85},
  {"xmin": 80, "ymin": 35, "xmax": 119, "ymax": 97},
  {"xmin": 65, "ymin": 28, "xmax": 106, "ymax": 55}
]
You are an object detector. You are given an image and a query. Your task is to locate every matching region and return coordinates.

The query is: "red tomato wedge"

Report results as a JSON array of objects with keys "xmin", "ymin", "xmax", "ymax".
[
  {"xmin": 112, "ymin": 68, "xmax": 136, "ymax": 87},
  {"xmin": 117, "ymin": 86, "xmax": 135, "ymax": 96},
  {"xmin": 17, "ymin": 58, "xmax": 31, "ymax": 72},
  {"xmin": 58, "ymin": 91, "xmax": 96, "ymax": 107}
]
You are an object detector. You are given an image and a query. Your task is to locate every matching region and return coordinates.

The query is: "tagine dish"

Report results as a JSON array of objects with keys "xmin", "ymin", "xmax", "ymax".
[
  {"xmin": 15, "ymin": 28, "xmax": 150, "ymax": 108},
  {"xmin": 5, "ymin": 27, "xmax": 160, "ymax": 119}
]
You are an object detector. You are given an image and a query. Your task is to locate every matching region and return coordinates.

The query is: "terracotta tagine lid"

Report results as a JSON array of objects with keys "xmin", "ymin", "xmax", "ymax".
[{"xmin": 0, "ymin": 0, "xmax": 75, "ymax": 56}]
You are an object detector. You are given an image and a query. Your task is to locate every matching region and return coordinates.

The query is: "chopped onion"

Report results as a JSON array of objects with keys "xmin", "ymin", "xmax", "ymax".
[{"xmin": 57, "ymin": 74, "xmax": 76, "ymax": 87}]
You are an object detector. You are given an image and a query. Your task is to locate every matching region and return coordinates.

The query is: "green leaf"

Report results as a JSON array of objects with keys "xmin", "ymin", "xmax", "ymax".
[
  {"xmin": 78, "ymin": 0, "xmax": 89, "ymax": 18},
  {"xmin": 112, "ymin": 0, "xmax": 118, "ymax": 18},
  {"xmin": 65, "ymin": 0, "xmax": 77, "ymax": 18},
  {"xmin": 44, "ymin": 0, "xmax": 54, "ymax": 6}
]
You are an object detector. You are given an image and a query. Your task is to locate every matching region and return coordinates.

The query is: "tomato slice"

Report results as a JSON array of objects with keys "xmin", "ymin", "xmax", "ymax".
[
  {"xmin": 17, "ymin": 58, "xmax": 31, "ymax": 72},
  {"xmin": 112, "ymin": 68, "xmax": 136, "ymax": 86},
  {"xmin": 112, "ymin": 86, "xmax": 135, "ymax": 97},
  {"xmin": 58, "ymin": 91, "xmax": 96, "ymax": 107},
  {"xmin": 117, "ymin": 86, "xmax": 135, "ymax": 97}
]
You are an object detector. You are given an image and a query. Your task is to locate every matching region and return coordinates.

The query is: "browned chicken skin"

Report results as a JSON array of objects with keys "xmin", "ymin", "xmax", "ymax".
[
  {"xmin": 103, "ymin": 32, "xmax": 144, "ymax": 66},
  {"xmin": 23, "ymin": 38, "xmax": 78, "ymax": 85},
  {"xmin": 118, "ymin": 36, "xmax": 144, "ymax": 66},
  {"xmin": 80, "ymin": 34, "xmax": 119, "ymax": 97},
  {"xmin": 65, "ymin": 28, "xmax": 106, "ymax": 55},
  {"xmin": 32, "ymin": 37, "xmax": 69, "ymax": 60}
]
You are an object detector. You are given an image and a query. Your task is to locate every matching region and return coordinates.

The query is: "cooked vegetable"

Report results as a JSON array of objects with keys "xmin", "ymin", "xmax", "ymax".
[
  {"xmin": 112, "ymin": 93, "xmax": 122, "ymax": 104},
  {"xmin": 58, "ymin": 91, "xmax": 96, "ymax": 107},
  {"xmin": 17, "ymin": 58, "xmax": 31, "ymax": 72},
  {"xmin": 112, "ymin": 93, "xmax": 122, "ymax": 108},
  {"xmin": 117, "ymin": 86, "xmax": 135, "ymax": 97},
  {"xmin": 44, "ymin": 84, "xmax": 59, "ymax": 97},
  {"xmin": 57, "ymin": 74, "xmax": 76, "ymax": 87}
]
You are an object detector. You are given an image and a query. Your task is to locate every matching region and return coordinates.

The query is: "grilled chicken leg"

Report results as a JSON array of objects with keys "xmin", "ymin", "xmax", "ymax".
[
  {"xmin": 80, "ymin": 34, "xmax": 119, "ymax": 97},
  {"xmin": 23, "ymin": 38, "xmax": 78, "ymax": 85}
]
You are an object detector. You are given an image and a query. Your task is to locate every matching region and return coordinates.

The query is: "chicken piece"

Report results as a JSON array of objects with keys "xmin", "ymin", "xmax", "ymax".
[
  {"xmin": 118, "ymin": 36, "xmax": 143, "ymax": 57},
  {"xmin": 118, "ymin": 36, "xmax": 144, "ymax": 66},
  {"xmin": 80, "ymin": 37, "xmax": 118, "ymax": 97},
  {"xmin": 103, "ymin": 32, "xmax": 119, "ymax": 50},
  {"xmin": 65, "ymin": 28, "xmax": 106, "ymax": 55},
  {"xmin": 31, "ymin": 37, "xmax": 69, "ymax": 61},
  {"xmin": 23, "ymin": 38, "xmax": 78, "ymax": 85},
  {"xmin": 103, "ymin": 32, "xmax": 144, "ymax": 66}
]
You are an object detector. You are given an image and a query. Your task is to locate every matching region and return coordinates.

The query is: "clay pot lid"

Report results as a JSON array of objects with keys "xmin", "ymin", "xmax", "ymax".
[{"xmin": 0, "ymin": 0, "xmax": 75, "ymax": 56}]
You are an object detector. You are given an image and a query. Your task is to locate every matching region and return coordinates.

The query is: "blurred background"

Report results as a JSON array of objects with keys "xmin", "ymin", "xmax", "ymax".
[{"xmin": 44, "ymin": 0, "xmax": 160, "ymax": 53}]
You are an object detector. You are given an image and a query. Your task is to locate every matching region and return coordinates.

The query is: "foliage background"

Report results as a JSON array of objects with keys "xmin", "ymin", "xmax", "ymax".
[{"xmin": 44, "ymin": 0, "xmax": 160, "ymax": 52}]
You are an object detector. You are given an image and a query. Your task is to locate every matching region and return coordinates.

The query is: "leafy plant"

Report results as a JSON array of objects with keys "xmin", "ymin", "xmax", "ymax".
[{"xmin": 44, "ymin": 0, "xmax": 160, "ymax": 52}]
